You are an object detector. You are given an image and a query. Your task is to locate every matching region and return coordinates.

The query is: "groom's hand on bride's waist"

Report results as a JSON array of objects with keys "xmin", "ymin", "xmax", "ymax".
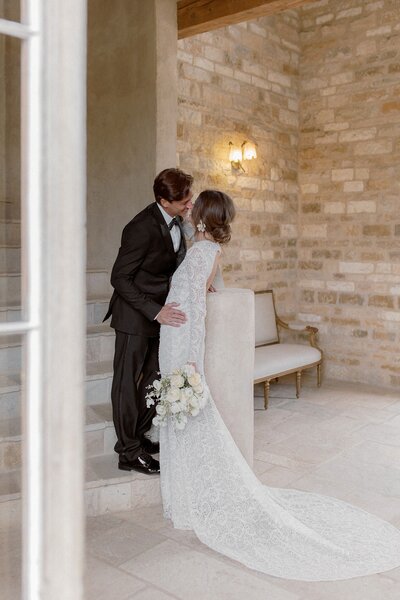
[{"xmin": 156, "ymin": 302, "xmax": 187, "ymax": 327}]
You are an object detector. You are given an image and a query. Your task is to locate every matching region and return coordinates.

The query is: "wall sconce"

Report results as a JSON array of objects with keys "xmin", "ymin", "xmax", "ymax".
[{"xmin": 229, "ymin": 141, "xmax": 257, "ymax": 172}]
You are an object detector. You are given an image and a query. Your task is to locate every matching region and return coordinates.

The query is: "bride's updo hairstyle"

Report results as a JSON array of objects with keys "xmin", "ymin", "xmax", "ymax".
[{"xmin": 191, "ymin": 190, "xmax": 236, "ymax": 245}]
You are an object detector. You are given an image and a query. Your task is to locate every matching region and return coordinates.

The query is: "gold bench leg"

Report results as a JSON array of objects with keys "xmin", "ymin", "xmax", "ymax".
[
  {"xmin": 317, "ymin": 363, "xmax": 322, "ymax": 387},
  {"xmin": 296, "ymin": 371, "xmax": 302, "ymax": 398},
  {"xmin": 263, "ymin": 380, "xmax": 270, "ymax": 410}
]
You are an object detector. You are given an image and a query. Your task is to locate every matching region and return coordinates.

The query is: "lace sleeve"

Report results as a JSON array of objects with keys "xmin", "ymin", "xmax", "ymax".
[{"xmin": 185, "ymin": 244, "xmax": 219, "ymax": 367}]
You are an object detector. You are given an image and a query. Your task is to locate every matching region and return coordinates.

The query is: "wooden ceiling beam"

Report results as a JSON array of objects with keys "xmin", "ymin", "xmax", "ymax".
[{"xmin": 178, "ymin": 0, "xmax": 314, "ymax": 39}]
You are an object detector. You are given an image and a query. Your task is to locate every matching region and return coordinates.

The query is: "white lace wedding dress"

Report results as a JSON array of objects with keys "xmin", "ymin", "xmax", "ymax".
[{"xmin": 159, "ymin": 239, "xmax": 400, "ymax": 581}]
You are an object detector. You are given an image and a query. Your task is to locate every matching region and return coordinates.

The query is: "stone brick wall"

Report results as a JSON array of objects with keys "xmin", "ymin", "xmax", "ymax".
[
  {"xmin": 177, "ymin": 0, "xmax": 400, "ymax": 390},
  {"xmin": 177, "ymin": 12, "xmax": 301, "ymax": 314},
  {"xmin": 298, "ymin": 0, "xmax": 400, "ymax": 387}
]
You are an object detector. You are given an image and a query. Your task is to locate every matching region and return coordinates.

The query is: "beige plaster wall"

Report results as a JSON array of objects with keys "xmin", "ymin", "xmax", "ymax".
[
  {"xmin": 87, "ymin": 0, "xmax": 177, "ymax": 272},
  {"xmin": 177, "ymin": 12, "xmax": 301, "ymax": 315}
]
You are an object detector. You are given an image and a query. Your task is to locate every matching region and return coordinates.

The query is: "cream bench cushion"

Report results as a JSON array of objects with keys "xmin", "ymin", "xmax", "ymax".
[{"xmin": 255, "ymin": 344, "xmax": 322, "ymax": 380}]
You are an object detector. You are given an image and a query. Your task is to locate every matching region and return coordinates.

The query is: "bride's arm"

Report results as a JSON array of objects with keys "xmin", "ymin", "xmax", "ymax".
[
  {"xmin": 207, "ymin": 255, "xmax": 220, "ymax": 291},
  {"xmin": 186, "ymin": 246, "xmax": 220, "ymax": 368}
]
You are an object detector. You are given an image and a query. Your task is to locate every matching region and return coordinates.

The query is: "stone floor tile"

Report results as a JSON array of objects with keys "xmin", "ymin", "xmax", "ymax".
[
  {"xmin": 259, "ymin": 430, "xmax": 362, "ymax": 467},
  {"xmin": 120, "ymin": 539, "xmax": 300, "ymax": 600},
  {"xmin": 308, "ymin": 456, "xmax": 400, "ymax": 497},
  {"xmin": 258, "ymin": 465, "xmax": 311, "ymax": 488},
  {"xmin": 276, "ymin": 573, "xmax": 400, "ymax": 600},
  {"xmin": 86, "ymin": 513, "xmax": 125, "ymax": 541},
  {"xmin": 125, "ymin": 587, "xmax": 178, "ymax": 600},
  {"xmin": 341, "ymin": 489, "xmax": 400, "ymax": 525},
  {"xmin": 337, "ymin": 440, "xmax": 400, "ymax": 469},
  {"xmin": 254, "ymin": 447, "xmax": 310, "ymax": 470},
  {"xmin": 357, "ymin": 422, "xmax": 400, "ymax": 446},
  {"xmin": 85, "ymin": 555, "xmax": 145, "ymax": 600},
  {"xmin": 113, "ymin": 505, "xmax": 167, "ymax": 532},
  {"xmin": 252, "ymin": 458, "xmax": 275, "ymax": 476},
  {"xmin": 87, "ymin": 520, "xmax": 165, "ymax": 566}
]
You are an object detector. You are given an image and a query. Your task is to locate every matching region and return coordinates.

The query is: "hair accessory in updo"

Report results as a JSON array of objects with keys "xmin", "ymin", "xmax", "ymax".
[
  {"xmin": 192, "ymin": 190, "xmax": 236, "ymax": 245},
  {"xmin": 196, "ymin": 220, "xmax": 206, "ymax": 233}
]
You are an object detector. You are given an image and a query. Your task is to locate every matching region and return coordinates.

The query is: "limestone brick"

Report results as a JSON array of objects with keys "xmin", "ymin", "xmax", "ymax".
[
  {"xmin": 331, "ymin": 168, "xmax": 353, "ymax": 181},
  {"xmin": 339, "ymin": 262, "xmax": 374, "ymax": 274},
  {"xmin": 347, "ymin": 200, "xmax": 376, "ymax": 213},
  {"xmin": 344, "ymin": 181, "xmax": 364, "ymax": 192},
  {"xmin": 178, "ymin": 0, "xmax": 400, "ymax": 390}
]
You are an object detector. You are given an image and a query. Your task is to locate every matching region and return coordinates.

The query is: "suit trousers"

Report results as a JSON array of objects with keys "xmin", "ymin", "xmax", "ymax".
[{"xmin": 111, "ymin": 331, "xmax": 159, "ymax": 461}]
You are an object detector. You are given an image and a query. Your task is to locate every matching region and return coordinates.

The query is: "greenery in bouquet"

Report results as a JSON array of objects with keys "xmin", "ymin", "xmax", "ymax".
[{"xmin": 145, "ymin": 364, "xmax": 209, "ymax": 430}]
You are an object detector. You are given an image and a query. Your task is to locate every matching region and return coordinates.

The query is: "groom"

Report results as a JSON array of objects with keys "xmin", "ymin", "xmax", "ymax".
[{"xmin": 103, "ymin": 168, "xmax": 194, "ymax": 474}]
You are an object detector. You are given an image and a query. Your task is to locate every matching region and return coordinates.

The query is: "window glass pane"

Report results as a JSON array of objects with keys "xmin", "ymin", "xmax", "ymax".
[
  {"xmin": 0, "ymin": 334, "xmax": 22, "ymax": 597},
  {"xmin": 0, "ymin": 34, "xmax": 21, "ymax": 319},
  {"xmin": 0, "ymin": 0, "xmax": 20, "ymax": 22}
]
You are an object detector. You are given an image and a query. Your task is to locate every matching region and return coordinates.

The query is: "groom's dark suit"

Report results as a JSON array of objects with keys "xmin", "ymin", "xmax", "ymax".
[{"xmin": 104, "ymin": 202, "xmax": 186, "ymax": 461}]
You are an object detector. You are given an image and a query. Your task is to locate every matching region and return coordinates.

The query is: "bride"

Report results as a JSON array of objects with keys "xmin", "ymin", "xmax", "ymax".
[{"xmin": 158, "ymin": 189, "xmax": 400, "ymax": 581}]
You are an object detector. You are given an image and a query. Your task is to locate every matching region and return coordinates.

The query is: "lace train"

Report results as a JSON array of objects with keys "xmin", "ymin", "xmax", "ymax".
[{"xmin": 159, "ymin": 240, "xmax": 400, "ymax": 581}]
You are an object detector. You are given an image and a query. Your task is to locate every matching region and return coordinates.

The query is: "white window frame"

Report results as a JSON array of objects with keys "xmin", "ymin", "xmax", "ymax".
[{"xmin": 0, "ymin": 1, "xmax": 87, "ymax": 598}]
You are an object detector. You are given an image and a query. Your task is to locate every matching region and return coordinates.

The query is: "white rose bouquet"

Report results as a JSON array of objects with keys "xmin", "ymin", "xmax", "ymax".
[{"xmin": 145, "ymin": 364, "xmax": 209, "ymax": 431}]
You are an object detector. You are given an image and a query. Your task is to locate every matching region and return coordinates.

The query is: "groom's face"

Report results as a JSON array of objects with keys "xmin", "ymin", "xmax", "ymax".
[{"xmin": 161, "ymin": 193, "xmax": 194, "ymax": 218}]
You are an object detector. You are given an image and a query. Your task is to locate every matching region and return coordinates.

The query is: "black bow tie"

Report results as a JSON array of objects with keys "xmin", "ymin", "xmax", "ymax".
[{"xmin": 168, "ymin": 217, "xmax": 179, "ymax": 230}]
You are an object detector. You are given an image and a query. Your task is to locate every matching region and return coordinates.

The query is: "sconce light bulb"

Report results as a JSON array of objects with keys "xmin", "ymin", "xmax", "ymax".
[
  {"xmin": 242, "ymin": 142, "xmax": 257, "ymax": 161},
  {"xmin": 229, "ymin": 146, "xmax": 242, "ymax": 163}
]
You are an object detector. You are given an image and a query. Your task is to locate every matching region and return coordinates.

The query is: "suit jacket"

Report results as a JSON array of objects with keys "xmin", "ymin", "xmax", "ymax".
[{"xmin": 103, "ymin": 202, "xmax": 187, "ymax": 336}]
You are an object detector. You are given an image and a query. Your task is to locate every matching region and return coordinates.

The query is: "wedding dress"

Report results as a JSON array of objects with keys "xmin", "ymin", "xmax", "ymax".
[{"xmin": 159, "ymin": 239, "xmax": 400, "ymax": 581}]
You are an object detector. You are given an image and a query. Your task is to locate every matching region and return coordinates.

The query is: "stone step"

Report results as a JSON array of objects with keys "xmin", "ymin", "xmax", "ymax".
[
  {"xmin": 0, "ymin": 269, "xmax": 111, "ymax": 307},
  {"xmin": 0, "ymin": 321, "xmax": 115, "ymax": 376},
  {"xmin": 0, "ymin": 201, "xmax": 21, "ymax": 221},
  {"xmin": 0, "ymin": 219, "xmax": 21, "ymax": 246},
  {"xmin": 0, "ymin": 360, "xmax": 114, "ymax": 421},
  {"xmin": 87, "ymin": 269, "xmax": 112, "ymax": 298},
  {"xmin": 86, "ymin": 324, "xmax": 115, "ymax": 363},
  {"xmin": 0, "ymin": 297, "xmax": 110, "ymax": 325},
  {"xmin": 0, "ymin": 272, "xmax": 21, "ymax": 305},
  {"xmin": 0, "ymin": 402, "xmax": 118, "ymax": 474},
  {"xmin": 0, "ymin": 453, "xmax": 161, "ymax": 527},
  {"xmin": 0, "ymin": 245, "xmax": 21, "ymax": 273}
]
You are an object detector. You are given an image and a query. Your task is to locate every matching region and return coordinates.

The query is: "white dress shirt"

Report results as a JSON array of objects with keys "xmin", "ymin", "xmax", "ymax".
[{"xmin": 157, "ymin": 203, "xmax": 181, "ymax": 252}]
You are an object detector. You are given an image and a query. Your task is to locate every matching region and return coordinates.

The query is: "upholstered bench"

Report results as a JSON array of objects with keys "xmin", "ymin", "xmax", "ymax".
[{"xmin": 254, "ymin": 290, "xmax": 322, "ymax": 409}]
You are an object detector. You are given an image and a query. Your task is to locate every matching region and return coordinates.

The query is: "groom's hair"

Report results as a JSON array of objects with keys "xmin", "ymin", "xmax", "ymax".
[{"xmin": 153, "ymin": 168, "xmax": 193, "ymax": 203}]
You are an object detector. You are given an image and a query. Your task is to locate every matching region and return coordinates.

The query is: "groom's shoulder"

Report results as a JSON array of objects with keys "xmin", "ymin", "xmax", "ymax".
[{"xmin": 123, "ymin": 203, "xmax": 157, "ymax": 232}]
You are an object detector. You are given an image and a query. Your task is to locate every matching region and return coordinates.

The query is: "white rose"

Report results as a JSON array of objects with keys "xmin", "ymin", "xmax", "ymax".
[
  {"xmin": 188, "ymin": 372, "xmax": 201, "ymax": 387},
  {"xmin": 179, "ymin": 391, "xmax": 189, "ymax": 409},
  {"xmin": 189, "ymin": 396, "xmax": 199, "ymax": 408},
  {"xmin": 170, "ymin": 401, "xmax": 182, "ymax": 414},
  {"xmin": 171, "ymin": 374, "xmax": 184, "ymax": 388},
  {"xmin": 194, "ymin": 383, "xmax": 203, "ymax": 394},
  {"xmin": 153, "ymin": 379, "xmax": 161, "ymax": 391},
  {"xmin": 189, "ymin": 406, "xmax": 200, "ymax": 417},
  {"xmin": 181, "ymin": 388, "xmax": 193, "ymax": 400},
  {"xmin": 166, "ymin": 387, "xmax": 180, "ymax": 403},
  {"xmin": 183, "ymin": 364, "xmax": 195, "ymax": 377},
  {"xmin": 156, "ymin": 403, "xmax": 166, "ymax": 417}
]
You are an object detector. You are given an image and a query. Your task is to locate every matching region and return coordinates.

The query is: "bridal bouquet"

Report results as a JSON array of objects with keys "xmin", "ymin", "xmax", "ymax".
[{"xmin": 145, "ymin": 364, "xmax": 209, "ymax": 430}]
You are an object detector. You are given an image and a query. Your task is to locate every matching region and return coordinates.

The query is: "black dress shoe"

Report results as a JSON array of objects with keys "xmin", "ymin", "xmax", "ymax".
[
  {"xmin": 142, "ymin": 438, "xmax": 160, "ymax": 455},
  {"xmin": 118, "ymin": 451, "xmax": 160, "ymax": 475}
]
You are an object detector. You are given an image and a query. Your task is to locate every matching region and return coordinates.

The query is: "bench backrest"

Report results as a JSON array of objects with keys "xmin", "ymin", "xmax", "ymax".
[{"xmin": 254, "ymin": 290, "xmax": 279, "ymax": 347}]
